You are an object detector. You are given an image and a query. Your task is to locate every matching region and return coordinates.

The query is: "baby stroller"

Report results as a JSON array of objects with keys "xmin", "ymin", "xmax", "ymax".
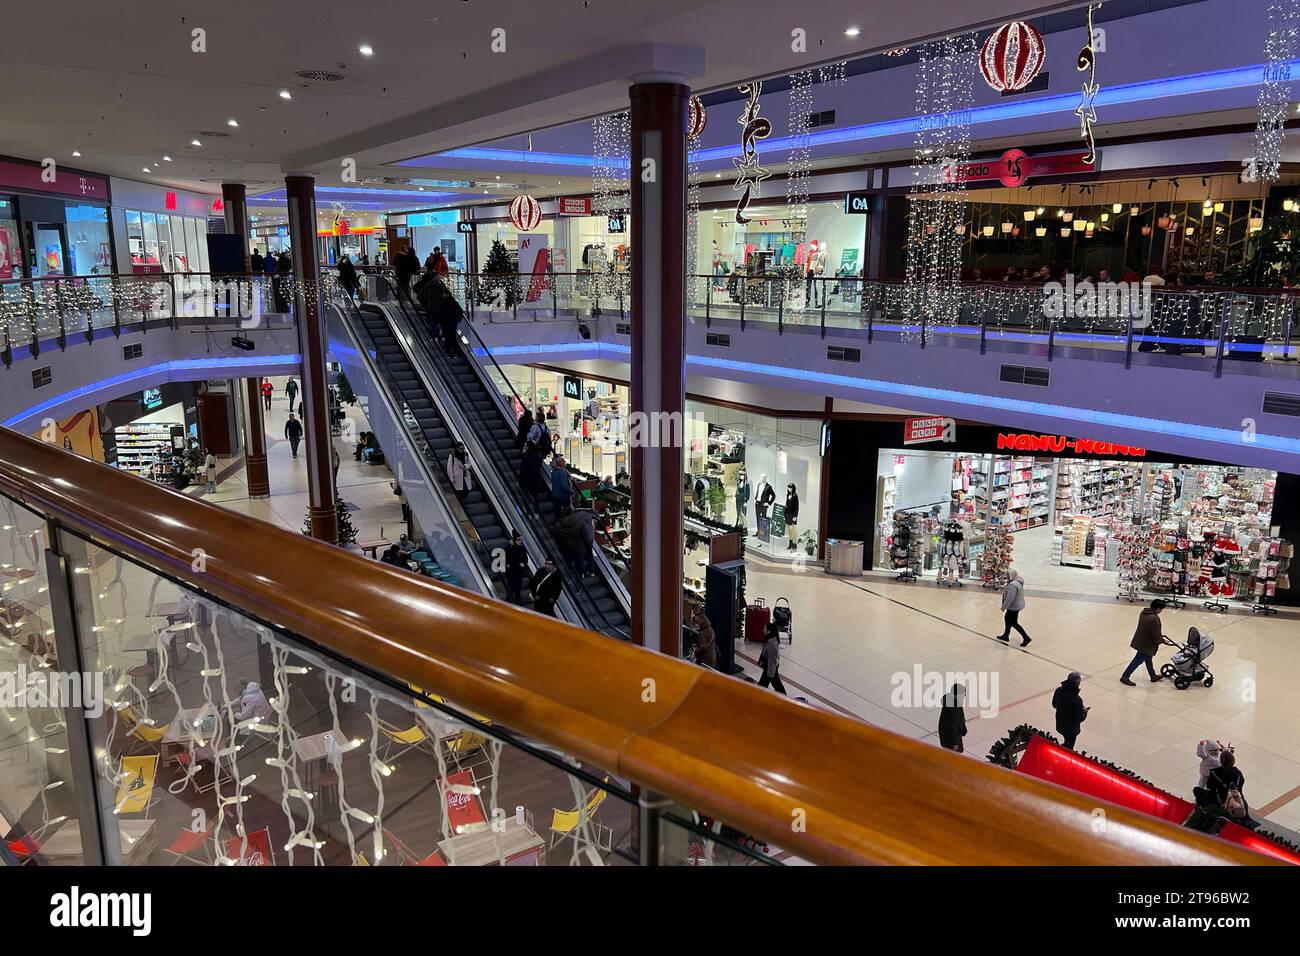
[{"xmin": 1160, "ymin": 626, "xmax": 1214, "ymax": 690}]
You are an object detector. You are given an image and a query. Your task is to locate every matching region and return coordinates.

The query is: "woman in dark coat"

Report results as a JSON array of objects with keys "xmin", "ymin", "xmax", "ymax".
[
  {"xmin": 938, "ymin": 684, "xmax": 966, "ymax": 752},
  {"xmin": 519, "ymin": 441, "xmax": 544, "ymax": 503},
  {"xmin": 1051, "ymin": 672, "xmax": 1089, "ymax": 750},
  {"xmin": 503, "ymin": 530, "xmax": 528, "ymax": 605},
  {"xmin": 514, "ymin": 408, "xmax": 534, "ymax": 449}
]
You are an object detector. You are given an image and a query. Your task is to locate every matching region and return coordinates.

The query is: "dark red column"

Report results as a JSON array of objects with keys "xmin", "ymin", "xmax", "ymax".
[
  {"xmin": 629, "ymin": 80, "xmax": 688, "ymax": 656},
  {"xmin": 285, "ymin": 173, "xmax": 337, "ymax": 543},
  {"xmin": 243, "ymin": 377, "xmax": 270, "ymax": 498},
  {"xmin": 221, "ymin": 182, "xmax": 250, "ymax": 273}
]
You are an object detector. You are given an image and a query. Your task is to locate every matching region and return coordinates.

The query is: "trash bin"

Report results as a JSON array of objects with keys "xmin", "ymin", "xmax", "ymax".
[{"xmin": 825, "ymin": 539, "xmax": 864, "ymax": 577}]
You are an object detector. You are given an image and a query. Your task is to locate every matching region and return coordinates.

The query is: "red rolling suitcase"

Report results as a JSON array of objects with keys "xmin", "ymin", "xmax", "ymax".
[{"xmin": 744, "ymin": 598, "xmax": 770, "ymax": 642}]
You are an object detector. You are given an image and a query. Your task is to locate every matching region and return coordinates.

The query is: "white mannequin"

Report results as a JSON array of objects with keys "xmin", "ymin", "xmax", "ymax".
[{"xmin": 755, "ymin": 473, "xmax": 775, "ymax": 520}]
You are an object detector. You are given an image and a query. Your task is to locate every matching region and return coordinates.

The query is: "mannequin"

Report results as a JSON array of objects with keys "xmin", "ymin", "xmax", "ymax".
[
  {"xmin": 755, "ymin": 474, "xmax": 775, "ymax": 520},
  {"xmin": 784, "ymin": 484, "xmax": 800, "ymax": 551},
  {"xmin": 735, "ymin": 469, "xmax": 751, "ymax": 525}
]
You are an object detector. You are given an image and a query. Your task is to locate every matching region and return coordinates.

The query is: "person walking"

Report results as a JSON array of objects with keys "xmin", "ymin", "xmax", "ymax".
[
  {"xmin": 938, "ymin": 684, "xmax": 967, "ymax": 753},
  {"xmin": 203, "ymin": 447, "xmax": 219, "ymax": 493},
  {"xmin": 250, "ymin": 248, "xmax": 264, "ymax": 274},
  {"xmin": 572, "ymin": 505, "xmax": 596, "ymax": 578},
  {"xmin": 431, "ymin": 246, "xmax": 449, "ymax": 277},
  {"xmin": 996, "ymin": 568, "xmax": 1031, "ymax": 646},
  {"xmin": 394, "ymin": 245, "xmax": 415, "ymax": 302},
  {"xmin": 504, "ymin": 530, "xmax": 528, "ymax": 605},
  {"xmin": 284, "ymin": 413, "xmax": 304, "ymax": 459},
  {"xmin": 530, "ymin": 556, "xmax": 563, "ymax": 617},
  {"xmin": 285, "ymin": 376, "xmax": 298, "ymax": 410},
  {"xmin": 429, "ymin": 279, "xmax": 464, "ymax": 354},
  {"xmin": 549, "ymin": 456, "xmax": 573, "ymax": 513},
  {"xmin": 260, "ymin": 378, "xmax": 273, "ymax": 410},
  {"xmin": 1120, "ymin": 599, "xmax": 1167, "ymax": 686},
  {"xmin": 445, "ymin": 441, "xmax": 472, "ymax": 503},
  {"xmin": 757, "ymin": 622, "xmax": 787, "ymax": 694},
  {"xmin": 693, "ymin": 609, "xmax": 717, "ymax": 669},
  {"xmin": 337, "ymin": 255, "xmax": 360, "ymax": 301},
  {"xmin": 1051, "ymin": 672, "xmax": 1089, "ymax": 750},
  {"xmin": 552, "ymin": 506, "xmax": 586, "ymax": 577}
]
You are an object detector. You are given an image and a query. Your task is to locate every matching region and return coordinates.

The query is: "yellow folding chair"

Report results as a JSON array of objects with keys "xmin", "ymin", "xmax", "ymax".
[
  {"xmin": 118, "ymin": 705, "xmax": 170, "ymax": 754},
  {"xmin": 378, "ymin": 721, "xmax": 438, "ymax": 763},
  {"xmin": 114, "ymin": 754, "xmax": 161, "ymax": 818},
  {"xmin": 549, "ymin": 776, "xmax": 613, "ymax": 852}
]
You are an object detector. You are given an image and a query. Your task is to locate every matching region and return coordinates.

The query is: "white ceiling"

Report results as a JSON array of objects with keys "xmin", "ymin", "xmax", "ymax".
[{"xmin": 0, "ymin": 0, "xmax": 1088, "ymax": 202}]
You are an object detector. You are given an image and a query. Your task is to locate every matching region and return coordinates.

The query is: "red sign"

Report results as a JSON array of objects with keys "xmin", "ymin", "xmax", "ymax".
[
  {"xmin": 996, "ymin": 432, "xmax": 1146, "ymax": 457},
  {"xmin": 443, "ymin": 770, "xmax": 486, "ymax": 833},
  {"xmin": 211, "ymin": 198, "xmax": 225, "ymax": 214},
  {"xmin": 558, "ymin": 197, "xmax": 591, "ymax": 216},
  {"xmin": 945, "ymin": 149, "xmax": 1096, "ymax": 188},
  {"xmin": 0, "ymin": 158, "xmax": 110, "ymax": 201},
  {"xmin": 165, "ymin": 191, "xmax": 177, "ymax": 211},
  {"xmin": 903, "ymin": 416, "xmax": 956, "ymax": 445}
]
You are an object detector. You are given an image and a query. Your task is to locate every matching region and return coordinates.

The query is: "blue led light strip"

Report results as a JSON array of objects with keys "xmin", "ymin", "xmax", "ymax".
[
  {"xmin": 404, "ymin": 59, "xmax": 1291, "ymax": 170},
  {"xmin": 3, "ymin": 354, "xmax": 302, "ymax": 428},
  {"xmin": 471, "ymin": 341, "xmax": 1299, "ymax": 459}
]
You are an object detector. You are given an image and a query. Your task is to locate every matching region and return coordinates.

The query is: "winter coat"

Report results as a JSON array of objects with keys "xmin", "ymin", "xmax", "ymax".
[
  {"xmin": 757, "ymin": 482, "xmax": 776, "ymax": 512},
  {"xmin": 1207, "ymin": 765, "xmax": 1246, "ymax": 807},
  {"xmin": 504, "ymin": 543, "xmax": 528, "ymax": 583},
  {"xmin": 1130, "ymin": 608, "xmax": 1164, "ymax": 656},
  {"xmin": 550, "ymin": 466, "xmax": 572, "ymax": 504},
  {"xmin": 759, "ymin": 634, "xmax": 780, "ymax": 678},
  {"xmin": 250, "ymin": 253, "xmax": 264, "ymax": 273},
  {"xmin": 531, "ymin": 567, "xmax": 562, "ymax": 606},
  {"xmin": 446, "ymin": 452, "xmax": 472, "ymax": 492},
  {"xmin": 552, "ymin": 512, "xmax": 586, "ymax": 560},
  {"xmin": 337, "ymin": 259, "xmax": 359, "ymax": 293},
  {"xmin": 1051, "ymin": 680, "xmax": 1088, "ymax": 739},
  {"xmin": 735, "ymin": 480, "xmax": 751, "ymax": 511},
  {"xmin": 1001, "ymin": 577, "xmax": 1026, "ymax": 612},
  {"xmin": 515, "ymin": 410, "xmax": 534, "ymax": 448},
  {"xmin": 784, "ymin": 491, "xmax": 800, "ymax": 524},
  {"xmin": 284, "ymin": 418, "xmax": 303, "ymax": 441},
  {"xmin": 263, "ymin": 255, "xmax": 278, "ymax": 275},
  {"xmin": 573, "ymin": 509, "xmax": 597, "ymax": 551},
  {"xmin": 519, "ymin": 447, "xmax": 543, "ymax": 496},
  {"xmin": 938, "ymin": 697, "xmax": 967, "ymax": 750},
  {"xmin": 204, "ymin": 454, "xmax": 218, "ymax": 479},
  {"xmin": 1197, "ymin": 740, "xmax": 1226, "ymax": 789},
  {"xmin": 694, "ymin": 621, "xmax": 718, "ymax": 669}
]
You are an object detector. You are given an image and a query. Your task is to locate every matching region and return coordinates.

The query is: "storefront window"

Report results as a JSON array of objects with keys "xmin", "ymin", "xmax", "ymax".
[
  {"xmin": 0, "ymin": 198, "xmax": 20, "ymax": 279},
  {"xmin": 140, "ymin": 213, "xmax": 160, "ymax": 268},
  {"xmin": 169, "ymin": 214, "xmax": 188, "ymax": 272},
  {"xmin": 65, "ymin": 203, "xmax": 111, "ymax": 275}
]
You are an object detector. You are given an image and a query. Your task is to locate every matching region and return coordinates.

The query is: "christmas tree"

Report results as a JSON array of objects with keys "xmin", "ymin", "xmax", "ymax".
[
  {"xmin": 302, "ymin": 499, "xmax": 358, "ymax": 547},
  {"xmin": 479, "ymin": 238, "xmax": 518, "ymax": 308},
  {"xmin": 334, "ymin": 372, "xmax": 357, "ymax": 407}
]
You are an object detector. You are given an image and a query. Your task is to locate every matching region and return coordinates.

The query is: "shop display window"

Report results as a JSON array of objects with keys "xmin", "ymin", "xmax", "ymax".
[{"xmin": 65, "ymin": 203, "xmax": 111, "ymax": 276}]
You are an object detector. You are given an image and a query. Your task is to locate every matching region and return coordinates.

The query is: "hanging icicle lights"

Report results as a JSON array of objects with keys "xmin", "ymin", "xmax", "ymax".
[
  {"xmin": 592, "ymin": 111, "xmax": 630, "ymax": 299},
  {"xmin": 904, "ymin": 32, "xmax": 978, "ymax": 338},
  {"xmin": 786, "ymin": 70, "xmax": 814, "ymax": 312},
  {"xmin": 1254, "ymin": 0, "xmax": 1300, "ymax": 183},
  {"xmin": 687, "ymin": 96, "xmax": 705, "ymax": 305}
]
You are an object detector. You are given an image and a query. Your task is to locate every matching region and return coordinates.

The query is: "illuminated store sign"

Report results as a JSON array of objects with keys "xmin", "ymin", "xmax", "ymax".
[
  {"xmin": 903, "ymin": 416, "xmax": 956, "ymax": 445},
  {"xmin": 997, "ymin": 432, "xmax": 1146, "ymax": 457}
]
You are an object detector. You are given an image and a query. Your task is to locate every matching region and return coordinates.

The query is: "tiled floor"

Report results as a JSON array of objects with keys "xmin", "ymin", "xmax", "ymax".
[{"xmin": 737, "ymin": 554, "xmax": 1300, "ymax": 835}]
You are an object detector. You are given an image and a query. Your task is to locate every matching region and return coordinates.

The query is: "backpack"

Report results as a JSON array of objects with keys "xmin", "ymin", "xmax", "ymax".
[{"xmin": 1222, "ymin": 785, "xmax": 1247, "ymax": 819}]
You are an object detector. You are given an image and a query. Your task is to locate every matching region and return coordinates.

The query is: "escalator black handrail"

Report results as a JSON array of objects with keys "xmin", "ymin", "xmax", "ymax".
[
  {"xmin": 332, "ymin": 289, "xmax": 504, "ymax": 592},
  {"xmin": 376, "ymin": 275, "xmax": 630, "ymax": 639}
]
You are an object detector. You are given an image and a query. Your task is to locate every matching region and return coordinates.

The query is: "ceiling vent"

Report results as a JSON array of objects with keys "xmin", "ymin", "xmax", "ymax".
[
  {"xmin": 295, "ymin": 70, "xmax": 346, "ymax": 82},
  {"xmin": 194, "ymin": 130, "xmax": 231, "ymax": 138},
  {"xmin": 705, "ymin": 332, "xmax": 732, "ymax": 347},
  {"xmin": 1262, "ymin": 390, "xmax": 1300, "ymax": 417},
  {"xmin": 1000, "ymin": 364, "xmax": 1051, "ymax": 387}
]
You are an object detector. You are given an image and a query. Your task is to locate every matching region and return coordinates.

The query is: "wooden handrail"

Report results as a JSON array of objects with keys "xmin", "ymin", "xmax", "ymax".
[{"xmin": 0, "ymin": 427, "xmax": 1275, "ymax": 865}]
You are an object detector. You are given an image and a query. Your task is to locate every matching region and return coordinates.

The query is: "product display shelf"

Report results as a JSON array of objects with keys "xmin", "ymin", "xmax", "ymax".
[{"xmin": 980, "ymin": 523, "xmax": 1014, "ymax": 589}]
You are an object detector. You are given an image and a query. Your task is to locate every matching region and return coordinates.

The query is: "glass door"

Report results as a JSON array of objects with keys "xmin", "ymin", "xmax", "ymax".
[{"xmin": 31, "ymin": 223, "xmax": 69, "ymax": 276}]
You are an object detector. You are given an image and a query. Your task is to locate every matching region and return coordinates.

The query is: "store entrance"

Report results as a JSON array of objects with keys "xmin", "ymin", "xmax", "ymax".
[
  {"xmin": 875, "ymin": 449, "xmax": 1283, "ymax": 602},
  {"xmin": 29, "ymin": 221, "xmax": 68, "ymax": 276}
]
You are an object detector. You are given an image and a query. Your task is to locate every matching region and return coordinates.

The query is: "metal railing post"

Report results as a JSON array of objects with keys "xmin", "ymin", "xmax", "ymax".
[
  {"xmin": 705, "ymin": 278, "xmax": 712, "ymax": 328},
  {"xmin": 1215, "ymin": 298, "xmax": 1229, "ymax": 379},
  {"xmin": 867, "ymin": 287, "xmax": 874, "ymax": 344},
  {"xmin": 820, "ymin": 279, "xmax": 827, "ymax": 339},
  {"xmin": 56, "ymin": 281, "xmax": 67, "ymax": 351},
  {"xmin": 980, "ymin": 303, "xmax": 988, "ymax": 355},
  {"xmin": 1124, "ymin": 311, "xmax": 1135, "ymax": 370},
  {"xmin": 111, "ymin": 277, "xmax": 122, "ymax": 337},
  {"xmin": 777, "ymin": 278, "xmax": 784, "ymax": 335},
  {"xmin": 637, "ymin": 790, "xmax": 666, "ymax": 866},
  {"xmin": 1282, "ymin": 297, "xmax": 1295, "ymax": 362},
  {"xmin": 551, "ymin": 275, "xmax": 557, "ymax": 321},
  {"xmin": 739, "ymin": 283, "xmax": 746, "ymax": 332},
  {"xmin": 1047, "ymin": 314, "xmax": 1056, "ymax": 362},
  {"xmin": 618, "ymin": 276, "xmax": 625, "ymax": 321},
  {"xmin": 43, "ymin": 524, "xmax": 110, "ymax": 865}
]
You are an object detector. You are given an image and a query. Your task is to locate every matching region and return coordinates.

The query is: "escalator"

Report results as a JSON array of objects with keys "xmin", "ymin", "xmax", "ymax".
[{"xmin": 376, "ymin": 280, "xmax": 632, "ymax": 639}]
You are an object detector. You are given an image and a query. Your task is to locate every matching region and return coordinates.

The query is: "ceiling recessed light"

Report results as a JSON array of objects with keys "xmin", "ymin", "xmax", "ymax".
[
  {"xmin": 227, "ymin": 118, "xmax": 239, "ymax": 127},
  {"xmin": 72, "ymin": 150, "xmax": 81, "ymax": 157},
  {"xmin": 714, "ymin": 172, "xmax": 722, "ymax": 178},
  {"xmin": 844, "ymin": 27, "xmax": 861, "ymax": 37},
  {"xmin": 142, "ymin": 167, "xmax": 151, "ymax": 173},
  {"xmin": 359, "ymin": 43, "xmax": 374, "ymax": 56},
  {"xmin": 279, "ymin": 90, "xmax": 292, "ymax": 100},
  {"xmin": 192, "ymin": 139, "xmax": 202, "ymax": 146},
  {"xmin": 163, "ymin": 155, "xmax": 172, "ymax": 161}
]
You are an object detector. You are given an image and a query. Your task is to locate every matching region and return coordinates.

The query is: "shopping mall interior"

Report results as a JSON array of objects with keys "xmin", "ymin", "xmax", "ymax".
[{"xmin": 3, "ymin": 0, "xmax": 1300, "ymax": 897}]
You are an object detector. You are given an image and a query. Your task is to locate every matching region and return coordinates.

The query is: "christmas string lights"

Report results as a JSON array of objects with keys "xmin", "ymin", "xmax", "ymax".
[
  {"xmin": 1076, "ymin": 3, "xmax": 1103, "ymax": 165},
  {"xmin": 904, "ymin": 32, "xmax": 978, "ymax": 338},
  {"xmin": 592, "ymin": 111, "xmax": 630, "ymax": 301},
  {"xmin": 733, "ymin": 81, "xmax": 772, "ymax": 224},
  {"xmin": 687, "ymin": 98, "xmax": 705, "ymax": 306},
  {"xmin": 786, "ymin": 69, "xmax": 814, "ymax": 313},
  {"xmin": 1253, "ymin": 0, "xmax": 1300, "ymax": 182}
]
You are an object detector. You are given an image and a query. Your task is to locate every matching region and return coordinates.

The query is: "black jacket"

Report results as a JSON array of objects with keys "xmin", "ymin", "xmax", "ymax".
[
  {"xmin": 1208, "ymin": 765, "xmax": 1245, "ymax": 806},
  {"xmin": 1130, "ymin": 608, "xmax": 1164, "ymax": 656},
  {"xmin": 531, "ymin": 567, "xmax": 562, "ymax": 605},
  {"xmin": 337, "ymin": 259, "xmax": 359, "ymax": 293},
  {"xmin": 784, "ymin": 491, "xmax": 800, "ymax": 524},
  {"xmin": 284, "ymin": 418, "xmax": 303, "ymax": 441},
  {"xmin": 504, "ymin": 543, "xmax": 528, "ymax": 582},
  {"xmin": 938, "ymin": 700, "xmax": 966, "ymax": 750},
  {"xmin": 552, "ymin": 513, "xmax": 585, "ymax": 560},
  {"xmin": 515, "ymin": 411, "xmax": 534, "ymax": 448},
  {"xmin": 1051, "ymin": 680, "xmax": 1087, "ymax": 738}
]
